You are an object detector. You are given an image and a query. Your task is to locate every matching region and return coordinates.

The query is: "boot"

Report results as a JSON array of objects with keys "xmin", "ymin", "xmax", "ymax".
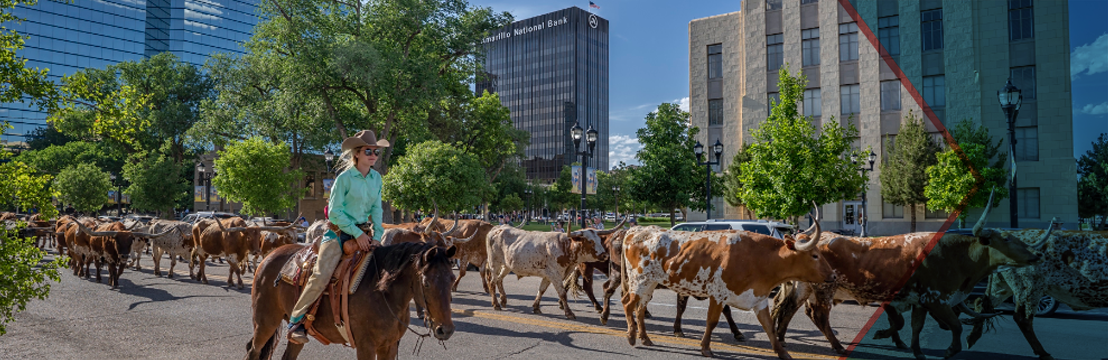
[{"xmin": 287, "ymin": 322, "xmax": 309, "ymax": 345}]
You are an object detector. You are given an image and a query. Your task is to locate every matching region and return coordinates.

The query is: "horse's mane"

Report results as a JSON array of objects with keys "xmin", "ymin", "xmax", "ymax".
[{"xmin": 371, "ymin": 241, "xmax": 435, "ymax": 292}]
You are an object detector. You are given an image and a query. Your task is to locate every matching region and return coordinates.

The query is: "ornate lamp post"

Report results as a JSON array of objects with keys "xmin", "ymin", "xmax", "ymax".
[
  {"xmin": 110, "ymin": 172, "xmax": 123, "ymax": 216},
  {"xmin": 694, "ymin": 139, "xmax": 724, "ymax": 220},
  {"xmin": 324, "ymin": 149, "xmax": 335, "ymax": 175},
  {"xmin": 197, "ymin": 162, "xmax": 214, "ymax": 211},
  {"xmin": 570, "ymin": 121, "xmax": 598, "ymax": 230},
  {"xmin": 998, "ymin": 79, "xmax": 1022, "ymax": 228},
  {"xmin": 851, "ymin": 150, "xmax": 877, "ymax": 236}
]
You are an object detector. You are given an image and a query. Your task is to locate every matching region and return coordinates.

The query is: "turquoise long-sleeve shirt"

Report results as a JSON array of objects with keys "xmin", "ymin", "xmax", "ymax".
[{"xmin": 327, "ymin": 167, "xmax": 384, "ymax": 242}]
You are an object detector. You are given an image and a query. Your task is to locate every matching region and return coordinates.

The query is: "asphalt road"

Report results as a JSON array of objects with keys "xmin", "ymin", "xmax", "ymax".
[{"xmin": 2, "ymin": 250, "xmax": 1105, "ymax": 360}]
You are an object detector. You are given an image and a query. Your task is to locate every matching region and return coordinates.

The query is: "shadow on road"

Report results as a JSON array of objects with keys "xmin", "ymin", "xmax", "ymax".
[{"xmin": 114, "ymin": 278, "xmax": 237, "ymax": 310}]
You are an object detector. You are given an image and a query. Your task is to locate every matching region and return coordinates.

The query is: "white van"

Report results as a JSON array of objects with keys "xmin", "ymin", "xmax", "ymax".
[{"xmin": 670, "ymin": 219, "xmax": 795, "ymax": 238}]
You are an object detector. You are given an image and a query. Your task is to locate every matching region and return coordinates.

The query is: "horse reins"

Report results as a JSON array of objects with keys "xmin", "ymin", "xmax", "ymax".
[{"xmin": 369, "ymin": 251, "xmax": 448, "ymax": 355}]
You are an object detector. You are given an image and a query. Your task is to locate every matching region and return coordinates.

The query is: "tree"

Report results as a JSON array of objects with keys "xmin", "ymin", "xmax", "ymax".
[
  {"xmin": 549, "ymin": 165, "xmax": 576, "ymax": 213},
  {"xmin": 1078, "ymin": 134, "xmax": 1108, "ymax": 229},
  {"xmin": 54, "ymin": 163, "xmax": 111, "ymax": 214},
  {"xmin": 736, "ymin": 65, "xmax": 864, "ymax": 220},
  {"xmin": 24, "ymin": 124, "xmax": 75, "ymax": 151},
  {"xmin": 627, "ymin": 103, "xmax": 711, "ymax": 226},
  {"xmin": 879, "ymin": 111, "xmax": 940, "ymax": 232},
  {"xmin": 925, "ymin": 119, "xmax": 1009, "ymax": 227},
  {"xmin": 1, "ymin": 0, "xmax": 58, "ymax": 113},
  {"xmin": 497, "ymin": 194, "xmax": 524, "ymax": 214},
  {"xmin": 212, "ymin": 137, "xmax": 304, "ymax": 216},
  {"xmin": 382, "ymin": 140, "xmax": 487, "ymax": 214},
  {"xmin": 722, "ymin": 144, "xmax": 753, "ymax": 219},
  {"xmin": 123, "ymin": 150, "xmax": 191, "ymax": 217},
  {"xmin": 15, "ymin": 141, "xmax": 123, "ymax": 176}
]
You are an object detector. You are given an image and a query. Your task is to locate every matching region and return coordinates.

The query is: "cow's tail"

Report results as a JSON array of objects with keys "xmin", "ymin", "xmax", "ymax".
[
  {"xmin": 962, "ymin": 298, "xmax": 1000, "ymax": 349},
  {"xmin": 563, "ymin": 267, "xmax": 584, "ymax": 299},
  {"xmin": 771, "ymin": 281, "xmax": 799, "ymax": 320}
]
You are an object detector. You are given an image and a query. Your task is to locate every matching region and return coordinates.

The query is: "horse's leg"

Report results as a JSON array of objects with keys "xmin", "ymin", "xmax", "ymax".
[
  {"xmin": 533, "ymin": 278, "xmax": 551, "ymax": 314},
  {"xmin": 279, "ymin": 342, "xmax": 304, "ymax": 360}
]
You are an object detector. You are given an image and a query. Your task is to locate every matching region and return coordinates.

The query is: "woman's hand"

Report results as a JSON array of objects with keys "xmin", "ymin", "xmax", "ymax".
[{"xmin": 356, "ymin": 233, "xmax": 378, "ymax": 252}]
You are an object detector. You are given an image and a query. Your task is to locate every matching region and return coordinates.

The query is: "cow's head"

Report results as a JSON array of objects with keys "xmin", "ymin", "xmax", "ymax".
[
  {"xmin": 567, "ymin": 229, "xmax": 609, "ymax": 263},
  {"xmin": 215, "ymin": 217, "xmax": 296, "ymax": 246},
  {"xmin": 779, "ymin": 204, "xmax": 835, "ymax": 284},
  {"xmin": 76, "ymin": 221, "xmax": 174, "ymax": 261},
  {"xmin": 971, "ymin": 188, "xmax": 1041, "ymax": 268}
]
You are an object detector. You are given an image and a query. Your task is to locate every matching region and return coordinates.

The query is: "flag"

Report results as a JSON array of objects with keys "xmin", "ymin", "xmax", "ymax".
[{"xmin": 589, "ymin": 1, "xmax": 600, "ymax": 9}]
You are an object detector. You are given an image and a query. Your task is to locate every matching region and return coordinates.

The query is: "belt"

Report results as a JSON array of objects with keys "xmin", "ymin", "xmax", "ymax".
[{"xmin": 337, "ymin": 222, "xmax": 373, "ymax": 243}]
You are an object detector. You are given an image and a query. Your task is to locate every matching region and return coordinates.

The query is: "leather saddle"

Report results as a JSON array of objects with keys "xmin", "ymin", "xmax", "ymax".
[{"xmin": 278, "ymin": 222, "xmax": 375, "ymax": 348}]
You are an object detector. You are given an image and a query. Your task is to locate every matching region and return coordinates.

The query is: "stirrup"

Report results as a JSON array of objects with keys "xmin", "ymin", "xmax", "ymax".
[{"xmin": 287, "ymin": 323, "xmax": 310, "ymax": 345}]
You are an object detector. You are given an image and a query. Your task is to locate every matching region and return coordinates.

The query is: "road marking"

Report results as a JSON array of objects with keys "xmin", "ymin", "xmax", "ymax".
[{"xmin": 451, "ymin": 308, "xmax": 838, "ymax": 360}]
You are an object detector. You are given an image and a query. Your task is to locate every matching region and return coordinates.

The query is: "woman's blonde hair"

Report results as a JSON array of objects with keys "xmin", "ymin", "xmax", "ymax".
[{"xmin": 334, "ymin": 148, "xmax": 358, "ymax": 174}]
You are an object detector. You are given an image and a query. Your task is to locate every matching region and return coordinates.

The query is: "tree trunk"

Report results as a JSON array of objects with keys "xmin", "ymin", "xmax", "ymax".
[
  {"xmin": 910, "ymin": 204, "xmax": 917, "ymax": 232},
  {"xmin": 669, "ymin": 207, "xmax": 676, "ymax": 227}
]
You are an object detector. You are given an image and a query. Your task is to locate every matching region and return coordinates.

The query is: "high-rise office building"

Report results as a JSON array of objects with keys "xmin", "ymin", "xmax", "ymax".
[
  {"xmin": 478, "ymin": 7, "xmax": 609, "ymax": 182},
  {"xmin": 688, "ymin": 0, "xmax": 1074, "ymax": 234},
  {"xmin": 2, "ymin": 0, "xmax": 258, "ymax": 144}
]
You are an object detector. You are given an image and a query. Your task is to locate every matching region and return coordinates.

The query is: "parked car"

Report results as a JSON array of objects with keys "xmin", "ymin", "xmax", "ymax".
[
  {"xmin": 670, "ymin": 219, "xmax": 795, "ymax": 239},
  {"xmin": 966, "ymin": 277, "xmax": 1059, "ymax": 317},
  {"xmin": 124, "ymin": 214, "xmax": 157, "ymax": 224},
  {"xmin": 181, "ymin": 211, "xmax": 239, "ymax": 224}
]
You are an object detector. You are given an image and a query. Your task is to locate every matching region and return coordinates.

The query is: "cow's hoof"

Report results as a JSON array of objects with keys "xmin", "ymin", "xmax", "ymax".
[
  {"xmin": 833, "ymin": 346, "xmax": 847, "ymax": 355},
  {"xmin": 914, "ymin": 354, "xmax": 926, "ymax": 360},
  {"xmin": 701, "ymin": 349, "xmax": 714, "ymax": 357},
  {"xmin": 1039, "ymin": 355, "xmax": 1055, "ymax": 360},
  {"xmin": 532, "ymin": 308, "xmax": 542, "ymax": 314},
  {"xmin": 674, "ymin": 331, "xmax": 684, "ymax": 338},
  {"xmin": 154, "ymin": 272, "xmax": 162, "ymax": 277},
  {"xmin": 627, "ymin": 334, "xmax": 636, "ymax": 346},
  {"xmin": 595, "ymin": 306, "xmax": 603, "ymax": 313},
  {"xmin": 640, "ymin": 337, "xmax": 653, "ymax": 346},
  {"xmin": 493, "ymin": 305, "xmax": 502, "ymax": 311},
  {"xmin": 643, "ymin": 311, "xmax": 652, "ymax": 319},
  {"xmin": 873, "ymin": 329, "xmax": 892, "ymax": 340},
  {"xmin": 599, "ymin": 317, "xmax": 608, "ymax": 326},
  {"xmin": 168, "ymin": 273, "xmax": 175, "ymax": 279},
  {"xmin": 202, "ymin": 279, "xmax": 209, "ymax": 284},
  {"xmin": 733, "ymin": 333, "xmax": 745, "ymax": 342},
  {"xmin": 565, "ymin": 313, "xmax": 576, "ymax": 320},
  {"xmin": 895, "ymin": 339, "xmax": 909, "ymax": 349},
  {"xmin": 944, "ymin": 347, "xmax": 961, "ymax": 359}
]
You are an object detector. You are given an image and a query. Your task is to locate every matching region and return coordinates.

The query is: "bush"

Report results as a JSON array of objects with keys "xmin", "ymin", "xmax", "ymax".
[{"xmin": 638, "ymin": 216, "xmax": 671, "ymax": 223}]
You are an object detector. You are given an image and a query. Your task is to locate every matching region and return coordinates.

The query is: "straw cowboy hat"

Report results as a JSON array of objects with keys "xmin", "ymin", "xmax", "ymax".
[{"xmin": 341, "ymin": 130, "xmax": 391, "ymax": 152}]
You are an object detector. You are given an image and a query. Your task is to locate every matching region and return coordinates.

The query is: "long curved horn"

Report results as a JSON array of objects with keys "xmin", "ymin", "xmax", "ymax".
[
  {"xmin": 124, "ymin": 221, "xmax": 141, "ymax": 231},
  {"xmin": 1025, "ymin": 217, "xmax": 1059, "ymax": 249},
  {"xmin": 443, "ymin": 214, "xmax": 460, "ymax": 236},
  {"xmin": 255, "ymin": 222, "xmax": 297, "ymax": 232},
  {"xmin": 76, "ymin": 221, "xmax": 118, "ymax": 237},
  {"xmin": 451, "ymin": 228, "xmax": 479, "ymax": 244},
  {"xmin": 973, "ymin": 187, "xmax": 997, "ymax": 237},
  {"xmin": 794, "ymin": 202, "xmax": 822, "ymax": 252},
  {"xmin": 513, "ymin": 214, "xmax": 529, "ymax": 228},
  {"xmin": 133, "ymin": 226, "xmax": 177, "ymax": 239},
  {"xmin": 424, "ymin": 201, "xmax": 440, "ymax": 235},
  {"xmin": 597, "ymin": 216, "xmax": 628, "ymax": 236},
  {"xmin": 216, "ymin": 218, "xmax": 249, "ymax": 233}
]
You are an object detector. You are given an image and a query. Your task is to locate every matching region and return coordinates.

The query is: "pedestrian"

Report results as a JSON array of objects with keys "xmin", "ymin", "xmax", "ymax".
[
  {"xmin": 286, "ymin": 130, "xmax": 389, "ymax": 345},
  {"xmin": 555, "ymin": 220, "xmax": 566, "ymax": 233},
  {"xmin": 298, "ymin": 216, "xmax": 309, "ymax": 227}
]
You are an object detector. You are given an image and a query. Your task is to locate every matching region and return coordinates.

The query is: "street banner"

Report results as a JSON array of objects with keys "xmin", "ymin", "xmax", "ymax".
[
  {"xmin": 570, "ymin": 166, "xmax": 597, "ymax": 195},
  {"xmin": 194, "ymin": 186, "xmax": 206, "ymax": 202},
  {"xmin": 323, "ymin": 179, "xmax": 334, "ymax": 199},
  {"xmin": 107, "ymin": 190, "xmax": 116, "ymax": 204},
  {"xmin": 210, "ymin": 185, "xmax": 221, "ymax": 203}
]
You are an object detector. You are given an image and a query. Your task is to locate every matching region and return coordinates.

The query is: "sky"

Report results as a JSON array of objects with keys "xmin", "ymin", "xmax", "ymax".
[{"xmin": 471, "ymin": 0, "xmax": 1108, "ymax": 166}]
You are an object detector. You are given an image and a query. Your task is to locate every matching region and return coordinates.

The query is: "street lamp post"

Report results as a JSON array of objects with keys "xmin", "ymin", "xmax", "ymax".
[
  {"xmin": 851, "ymin": 150, "xmax": 877, "ymax": 237},
  {"xmin": 197, "ymin": 162, "xmax": 213, "ymax": 211},
  {"xmin": 324, "ymin": 149, "xmax": 335, "ymax": 175},
  {"xmin": 571, "ymin": 121, "xmax": 598, "ymax": 230},
  {"xmin": 110, "ymin": 172, "xmax": 122, "ymax": 216},
  {"xmin": 694, "ymin": 139, "xmax": 724, "ymax": 220},
  {"xmin": 612, "ymin": 185, "xmax": 620, "ymax": 219},
  {"xmin": 998, "ymin": 79, "xmax": 1022, "ymax": 228},
  {"xmin": 524, "ymin": 188, "xmax": 532, "ymax": 219}
]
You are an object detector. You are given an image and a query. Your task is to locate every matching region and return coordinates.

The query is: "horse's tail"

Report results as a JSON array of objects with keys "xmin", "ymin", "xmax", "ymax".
[{"xmin": 244, "ymin": 327, "xmax": 279, "ymax": 360}]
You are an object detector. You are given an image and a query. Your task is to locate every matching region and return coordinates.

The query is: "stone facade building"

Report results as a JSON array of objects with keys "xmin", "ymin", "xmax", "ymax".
[{"xmin": 688, "ymin": 0, "xmax": 1074, "ymax": 234}]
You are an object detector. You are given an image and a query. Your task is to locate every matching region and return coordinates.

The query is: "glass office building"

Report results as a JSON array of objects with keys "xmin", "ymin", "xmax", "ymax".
[
  {"xmin": 2, "ymin": 0, "xmax": 258, "ymax": 144},
  {"xmin": 478, "ymin": 7, "xmax": 609, "ymax": 182}
]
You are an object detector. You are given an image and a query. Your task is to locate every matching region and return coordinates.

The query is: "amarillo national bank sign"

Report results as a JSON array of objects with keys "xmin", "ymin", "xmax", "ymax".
[{"xmin": 483, "ymin": 14, "xmax": 595, "ymax": 44}]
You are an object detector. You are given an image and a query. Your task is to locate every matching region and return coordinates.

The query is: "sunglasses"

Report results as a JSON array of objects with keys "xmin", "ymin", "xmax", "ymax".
[{"xmin": 362, "ymin": 148, "xmax": 382, "ymax": 156}]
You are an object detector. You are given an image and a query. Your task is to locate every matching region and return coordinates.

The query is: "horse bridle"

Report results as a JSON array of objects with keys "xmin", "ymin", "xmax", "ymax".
[{"xmin": 372, "ymin": 250, "xmax": 448, "ymax": 354}]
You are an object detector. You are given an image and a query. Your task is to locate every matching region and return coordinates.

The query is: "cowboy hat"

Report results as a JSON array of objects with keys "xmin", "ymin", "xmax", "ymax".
[{"xmin": 341, "ymin": 130, "xmax": 391, "ymax": 152}]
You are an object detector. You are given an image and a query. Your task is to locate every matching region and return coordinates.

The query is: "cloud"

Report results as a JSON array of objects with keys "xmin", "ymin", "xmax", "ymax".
[
  {"xmin": 609, "ymin": 103, "xmax": 654, "ymax": 122},
  {"xmin": 608, "ymin": 134, "xmax": 642, "ymax": 166},
  {"xmin": 1080, "ymin": 101, "xmax": 1108, "ymax": 115},
  {"xmin": 1071, "ymin": 33, "xmax": 1108, "ymax": 80},
  {"xmin": 675, "ymin": 97, "xmax": 689, "ymax": 112}
]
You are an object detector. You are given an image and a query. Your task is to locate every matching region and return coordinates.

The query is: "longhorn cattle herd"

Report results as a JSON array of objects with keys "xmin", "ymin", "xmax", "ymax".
[{"xmin": 7, "ymin": 191, "xmax": 1106, "ymax": 360}]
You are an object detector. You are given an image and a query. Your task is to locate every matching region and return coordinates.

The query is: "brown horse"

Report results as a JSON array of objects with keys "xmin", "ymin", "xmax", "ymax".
[{"xmin": 245, "ymin": 241, "xmax": 458, "ymax": 360}]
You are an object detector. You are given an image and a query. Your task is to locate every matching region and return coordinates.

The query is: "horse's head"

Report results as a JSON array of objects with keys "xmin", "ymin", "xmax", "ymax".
[{"xmin": 415, "ymin": 243, "xmax": 458, "ymax": 340}]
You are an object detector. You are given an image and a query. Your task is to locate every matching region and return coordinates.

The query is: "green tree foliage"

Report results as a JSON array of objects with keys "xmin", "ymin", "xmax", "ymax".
[
  {"xmin": 438, "ymin": 91, "xmax": 529, "ymax": 183},
  {"xmin": 489, "ymin": 162, "xmax": 527, "ymax": 214},
  {"xmin": 925, "ymin": 119, "xmax": 1009, "ymax": 226},
  {"xmin": 124, "ymin": 150, "xmax": 190, "ymax": 217},
  {"xmin": 736, "ymin": 65, "xmax": 864, "ymax": 220},
  {"xmin": 627, "ymin": 103, "xmax": 715, "ymax": 225},
  {"xmin": 15, "ymin": 141, "xmax": 123, "ymax": 176},
  {"xmin": 382, "ymin": 140, "xmax": 487, "ymax": 214},
  {"xmin": 497, "ymin": 193, "xmax": 524, "ymax": 213},
  {"xmin": 0, "ymin": 225, "xmax": 63, "ymax": 336},
  {"xmin": 54, "ymin": 163, "xmax": 111, "ymax": 214},
  {"xmin": 50, "ymin": 67, "xmax": 151, "ymax": 149},
  {"xmin": 879, "ymin": 111, "xmax": 940, "ymax": 231},
  {"xmin": 1078, "ymin": 134, "xmax": 1107, "ymax": 229},
  {"xmin": 24, "ymin": 125, "xmax": 75, "ymax": 151},
  {"xmin": 212, "ymin": 137, "xmax": 304, "ymax": 216},
  {"xmin": 722, "ymin": 143, "xmax": 753, "ymax": 218},
  {"xmin": 1, "ymin": 0, "xmax": 58, "ymax": 112},
  {"xmin": 549, "ymin": 165, "xmax": 575, "ymax": 211},
  {"xmin": 595, "ymin": 164, "xmax": 631, "ymax": 216},
  {"xmin": 0, "ymin": 140, "xmax": 58, "ymax": 217}
]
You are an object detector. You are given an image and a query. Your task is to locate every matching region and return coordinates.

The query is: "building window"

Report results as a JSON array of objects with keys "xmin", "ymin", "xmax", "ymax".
[
  {"xmin": 881, "ymin": 80, "xmax": 901, "ymax": 111},
  {"xmin": 768, "ymin": 92, "xmax": 780, "ymax": 114},
  {"xmin": 767, "ymin": 34, "xmax": 784, "ymax": 70},
  {"xmin": 1017, "ymin": 188, "xmax": 1040, "ymax": 219},
  {"xmin": 840, "ymin": 84, "xmax": 860, "ymax": 115},
  {"xmin": 802, "ymin": 29, "xmax": 820, "ymax": 67},
  {"xmin": 708, "ymin": 44, "xmax": 723, "ymax": 79},
  {"xmin": 766, "ymin": 0, "xmax": 782, "ymax": 10},
  {"xmin": 1009, "ymin": 0, "xmax": 1034, "ymax": 41},
  {"xmin": 801, "ymin": 0, "xmax": 818, "ymax": 4},
  {"xmin": 883, "ymin": 200, "xmax": 904, "ymax": 218},
  {"xmin": 802, "ymin": 89, "xmax": 822, "ymax": 117},
  {"xmin": 878, "ymin": 15, "xmax": 900, "ymax": 56},
  {"xmin": 925, "ymin": 207, "xmax": 948, "ymax": 219},
  {"xmin": 1015, "ymin": 126, "xmax": 1038, "ymax": 161},
  {"xmin": 922, "ymin": 75, "xmax": 945, "ymax": 108},
  {"xmin": 839, "ymin": 23, "xmax": 858, "ymax": 61},
  {"xmin": 708, "ymin": 99, "xmax": 723, "ymax": 125},
  {"xmin": 1010, "ymin": 66, "xmax": 1036, "ymax": 99},
  {"xmin": 921, "ymin": 9, "xmax": 943, "ymax": 51}
]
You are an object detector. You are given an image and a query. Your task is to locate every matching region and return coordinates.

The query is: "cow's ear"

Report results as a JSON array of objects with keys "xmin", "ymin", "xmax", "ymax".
[
  {"xmin": 446, "ymin": 245, "xmax": 457, "ymax": 258},
  {"xmin": 422, "ymin": 247, "xmax": 438, "ymax": 264},
  {"xmin": 785, "ymin": 240, "xmax": 797, "ymax": 251},
  {"xmin": 977, "ymin": 236, "xmax": 991, "ymax": 246}
]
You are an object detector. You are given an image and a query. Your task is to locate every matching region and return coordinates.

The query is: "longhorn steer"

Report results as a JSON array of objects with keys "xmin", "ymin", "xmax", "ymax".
[
  {"xmin": 485, "ymin": 225, "xmax": 613, "ymax": 320},
  {"xmin": 192, "ymin": 217, "xmax": 294, "ymax": 289},
  {"xmin": 967, "ymin": 226, "xmax": 1107, "ymax": 360},
  {"xmin": 75, "ymin": 221, "xmax": 173, "ymax": 288},
  {"xmin": 64, "ymin": 217, "xmax": 99, "ymax": 278},
  {"xmin": 416, "ymin": 217, "xmax": 496, "ymax": 292},
  {"xmin": 772, "ymin": 191, "xmax": 1044, "ymax": 359},
  {"xmin": 144, "ymin": 219, "xmax": 195, "ymax": 278},
  {"xmin": 620, "ymin": 213, "xmax": 832, "ymax": 359}
]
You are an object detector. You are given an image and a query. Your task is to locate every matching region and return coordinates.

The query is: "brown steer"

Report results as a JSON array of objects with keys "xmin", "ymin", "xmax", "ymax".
[{"xmin": 192, "ymin": 217, "xmax": 293, "ymax": 289}]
